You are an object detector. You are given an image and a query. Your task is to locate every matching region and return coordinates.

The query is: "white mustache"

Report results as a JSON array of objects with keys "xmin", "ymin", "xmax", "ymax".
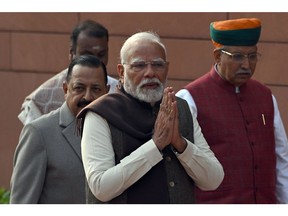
[{"xmin": 139, "ymin": 78, "xmax": 161, "ymax": 87}]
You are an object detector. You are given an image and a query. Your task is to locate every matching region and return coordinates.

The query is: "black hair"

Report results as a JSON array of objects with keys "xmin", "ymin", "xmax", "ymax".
[
  {"xmin": 66, "ymin": 55, "xmax": 108, "ymax": 84},
  {"xmin": 70, "ymin": 20, "xmax": 109, "ymax": 53}
]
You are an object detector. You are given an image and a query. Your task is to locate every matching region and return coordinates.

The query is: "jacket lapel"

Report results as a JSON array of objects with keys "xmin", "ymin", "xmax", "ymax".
[{"xmin": 59, "ymin": 102, "xmax": 82, "ymax": 160}]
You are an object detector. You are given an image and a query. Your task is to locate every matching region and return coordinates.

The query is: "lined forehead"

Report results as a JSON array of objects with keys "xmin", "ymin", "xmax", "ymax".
[
  {"xmin": 224, "ymin": 45, "xmax": 257, "ymax": 53},
  {"xmin": 77, "ymin": 33, "xmax": 108, "ymax": 48},
  {"xmin": 127, "ymin": 41, "xmax": 166, "ymax": 62},
  {"xmin": 70, "ymin": 65, "xmax": 106, "ymax": 82}
]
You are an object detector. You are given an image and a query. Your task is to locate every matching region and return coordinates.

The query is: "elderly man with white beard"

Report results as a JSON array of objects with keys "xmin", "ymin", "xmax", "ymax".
[{"xmin": 77, "ymin": 31, "xmax": 224, "ymax": 204}]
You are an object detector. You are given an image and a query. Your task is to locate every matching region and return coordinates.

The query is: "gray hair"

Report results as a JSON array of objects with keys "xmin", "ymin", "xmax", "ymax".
[{"xmin": 120, "ymin": 31, "xmax": 167, "ymax": 64}]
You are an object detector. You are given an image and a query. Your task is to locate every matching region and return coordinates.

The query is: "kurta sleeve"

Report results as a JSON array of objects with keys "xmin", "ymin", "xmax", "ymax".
[
  {"xmin": 81, "ymin": 111, "xmax": 163, "ymax": 202},
  {"xmin": 272, "ymin": 95, "xmax": 288, "ymax": 203}
]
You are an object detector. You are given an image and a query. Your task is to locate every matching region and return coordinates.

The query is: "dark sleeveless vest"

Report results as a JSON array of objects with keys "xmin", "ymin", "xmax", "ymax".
[
  {"xmin": 185, "ymin": 67, "xmax": 276, "ymax": 204},
  {"xmin": 77, "ymin": 87, "xmax": 195, "ymax": 204}
]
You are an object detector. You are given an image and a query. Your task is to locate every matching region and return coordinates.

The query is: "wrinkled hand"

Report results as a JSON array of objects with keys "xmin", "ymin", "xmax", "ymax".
[{"xmin": 153, "ymin": 87, "xmax": 187, "ymax": 153}]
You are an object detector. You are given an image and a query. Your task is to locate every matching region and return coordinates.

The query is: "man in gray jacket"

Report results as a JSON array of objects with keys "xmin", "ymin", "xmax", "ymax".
[{"xmin": 10, "ymin": 55, "xmax": 109, "ymax": 203}]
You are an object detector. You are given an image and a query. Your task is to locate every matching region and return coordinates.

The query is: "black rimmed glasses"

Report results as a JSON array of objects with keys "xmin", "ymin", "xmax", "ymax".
[
  {"xmin": 123, "ymin": 60, "xmax": 168, "ymax": 72},
  {"xmin": 221, "ymin": 50, "xmax": 261, "ymax": 63}
]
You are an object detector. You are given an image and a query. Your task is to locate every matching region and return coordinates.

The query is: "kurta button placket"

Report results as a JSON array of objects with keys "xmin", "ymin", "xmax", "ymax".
[
  {"xmin": 166, "ymin": 156, "xmax": 171, "ymax": 162},
  {"xmin": 169, "ymin": 181, "xmax": 175, "ymax": 187}
]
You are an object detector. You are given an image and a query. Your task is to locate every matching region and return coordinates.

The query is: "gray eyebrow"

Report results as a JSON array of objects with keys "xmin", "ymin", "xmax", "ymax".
[{"xmin": 130, "ymin": 58, "xmax": 165, "ymax": 64}]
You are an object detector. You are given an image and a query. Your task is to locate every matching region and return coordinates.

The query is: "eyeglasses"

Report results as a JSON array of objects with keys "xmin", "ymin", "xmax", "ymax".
[
  {"xmin": 221, "ymin": 50, "xmax": 261, "ymax": 63},
  {"xmin": 123, "ymin": 60, "xmax": 168, "ymax": 72}
]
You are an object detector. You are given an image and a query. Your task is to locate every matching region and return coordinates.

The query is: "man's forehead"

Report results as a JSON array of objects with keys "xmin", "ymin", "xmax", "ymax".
[
  {"xmin": 227, "ymin": 45, "xmax": 257, "ymax": 52},
  {"xmin": 91, "ymin": 45, "xmax": 103, "ymax": 51},
  {"xmin": 77, "ymin": 33, "xmax": 108, "ymax": 49},
  {"xmin": 70, "ymin": 66, "xmax": 104, "ymax": 81},
  {"xmin": 77, "ymin": 44, "xmax": 107, "ymax": 53},
  {"xmin": 126, "ymin": 42, "xmax": 166, "ymax": 58}
]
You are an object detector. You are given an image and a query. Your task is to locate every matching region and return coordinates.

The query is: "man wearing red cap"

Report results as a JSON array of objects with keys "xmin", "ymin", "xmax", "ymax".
[{"xmin": 177, "ymin": 18, "xmax": 288, "ymax": 204}]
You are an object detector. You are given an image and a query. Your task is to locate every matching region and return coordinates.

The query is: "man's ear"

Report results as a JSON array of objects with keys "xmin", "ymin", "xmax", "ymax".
[
  {"xmin": 213, "ymin": 49, "xmax": 222, "ymax": 64},
  {"xmin": 117, "ymin": 64, "xmax": 125, "ymax": 83},
  {"xmin": 69, "ymin": 46, "xmax": 74, "ymax": 62},
  {"xmin": 63, "ymin": 81, "xmax": 68, "ymax": 95}
]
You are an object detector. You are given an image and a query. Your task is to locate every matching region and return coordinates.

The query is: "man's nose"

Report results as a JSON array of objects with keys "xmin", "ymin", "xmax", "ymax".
[
  {"xmin": 241, "ymin": 57, "xmax": 251, "ymax": 69},
  {"xmin": 143, "ymin": 64, "xmax": 156, "ymax": 77},
  {"xmin": 83, "ymin": 89, "xmax": 94, "ymax": 101}
]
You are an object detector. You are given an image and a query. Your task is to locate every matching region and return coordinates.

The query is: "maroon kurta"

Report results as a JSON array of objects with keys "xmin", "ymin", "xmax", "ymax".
[{"xmin": 185, "ymin": 67, "xmax": 276, "ymax": 204}]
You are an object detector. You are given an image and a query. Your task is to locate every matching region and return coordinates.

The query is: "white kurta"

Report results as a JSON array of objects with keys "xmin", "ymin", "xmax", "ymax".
[{"xmin": 81, "ymin": 110, "xmax": 224, "ymax": 202}]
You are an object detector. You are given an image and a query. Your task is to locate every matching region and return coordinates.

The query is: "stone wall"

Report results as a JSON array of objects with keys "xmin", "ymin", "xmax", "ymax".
[{"xmin": 1, "ymin": 12, "xmax": 287, "ymax": 189}]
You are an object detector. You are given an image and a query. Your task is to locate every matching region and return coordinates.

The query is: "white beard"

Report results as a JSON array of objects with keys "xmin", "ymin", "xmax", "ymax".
[{"xmin": 123, "ymin": 75, "xmax": 165, "ymax": 104}]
